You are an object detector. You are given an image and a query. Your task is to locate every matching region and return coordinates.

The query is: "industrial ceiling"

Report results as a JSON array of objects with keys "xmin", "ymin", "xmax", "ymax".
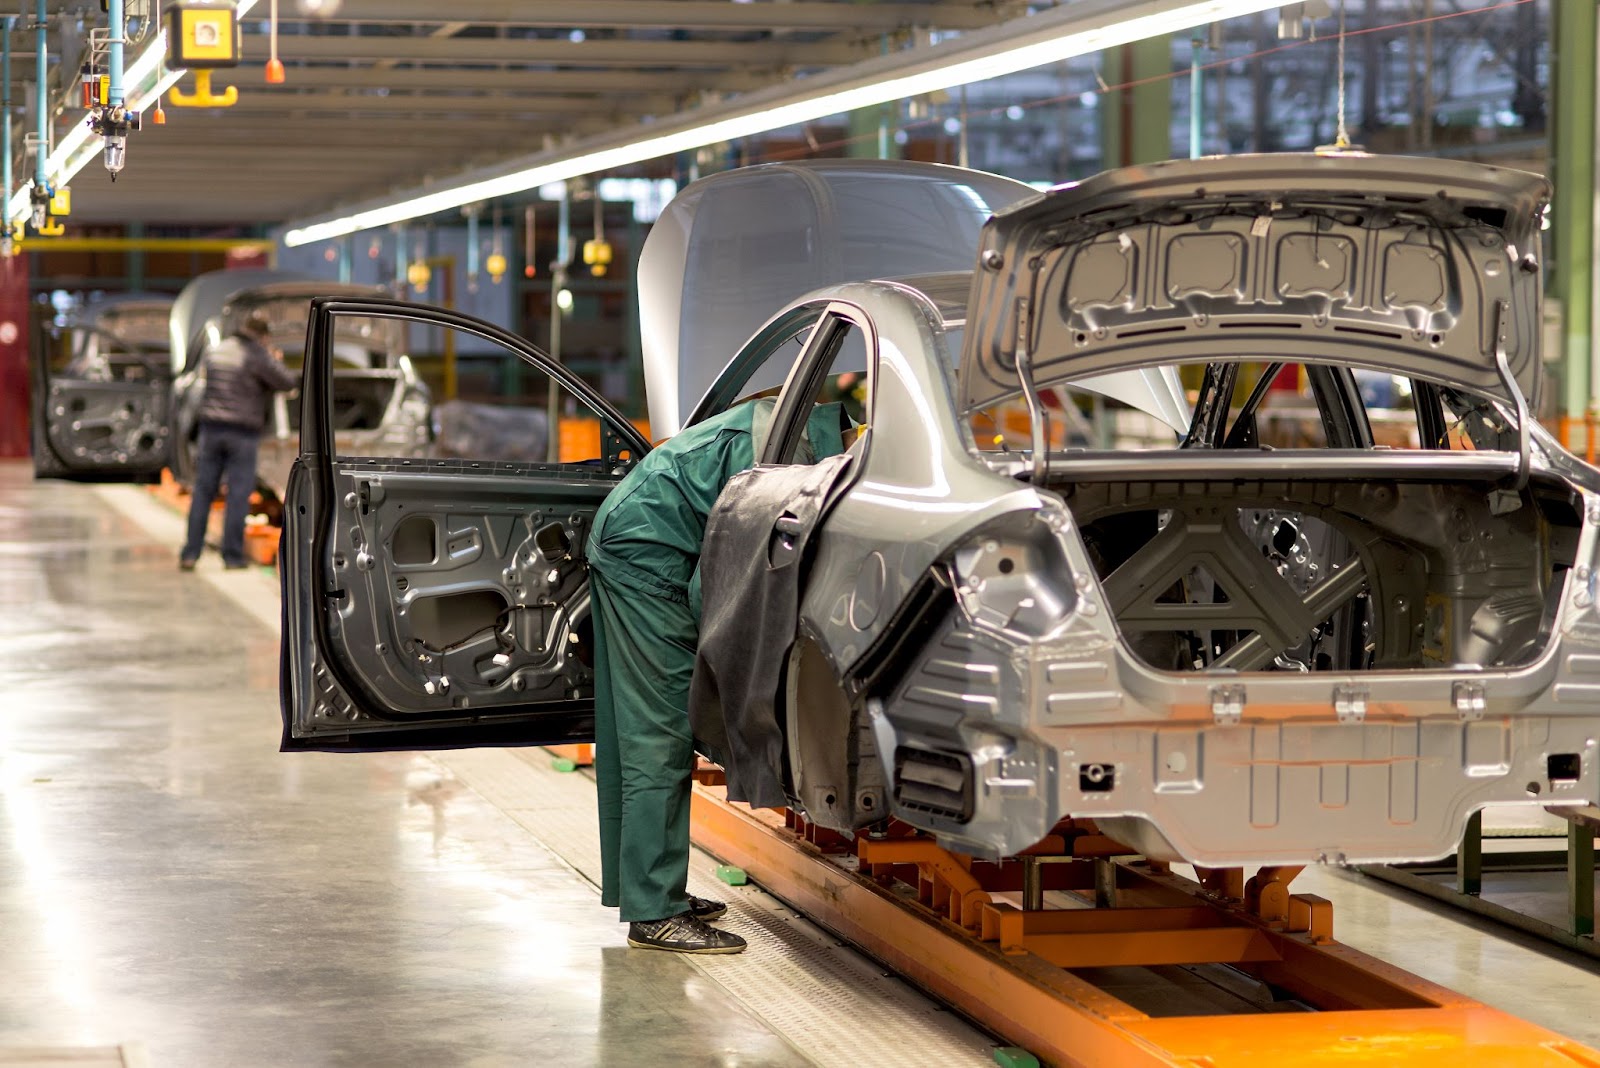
[{"xmin": 10, "ymin": 0, "xmax": 1036, "ymax": 225}]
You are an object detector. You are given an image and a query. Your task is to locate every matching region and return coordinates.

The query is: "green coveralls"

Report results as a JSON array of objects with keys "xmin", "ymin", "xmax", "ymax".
[{"xmin": 587, "ymin": 399, "xmax": 848, "ymax": 922}]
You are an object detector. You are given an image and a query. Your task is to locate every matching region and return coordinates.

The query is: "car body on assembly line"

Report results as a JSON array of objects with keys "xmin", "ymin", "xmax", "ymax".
[
  {"xmin": 31, "ymin": 294, "xmax": 176, "ymax": 483},
  {"xmin": 278, "ymin": 154, "xmax": 1600, "ymax": 871},
  {"xmin": 168, "ymin": 274, "xmax": 433, "ymax": 508},
  {"xmin": 32, "ymin": 270, "xmax": 432, "ymax": 507}
]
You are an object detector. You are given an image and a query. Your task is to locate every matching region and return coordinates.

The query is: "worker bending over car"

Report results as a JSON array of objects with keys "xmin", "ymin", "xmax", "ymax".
[{"xmin": 586, "ymin": 396, "xmax": 852, "ymax": 954}]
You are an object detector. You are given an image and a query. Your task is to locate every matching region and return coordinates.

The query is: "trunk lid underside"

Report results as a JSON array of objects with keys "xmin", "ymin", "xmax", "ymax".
[{"xmin": 960, "ymin": 152, "xmax": 1551, "ymax": 414}]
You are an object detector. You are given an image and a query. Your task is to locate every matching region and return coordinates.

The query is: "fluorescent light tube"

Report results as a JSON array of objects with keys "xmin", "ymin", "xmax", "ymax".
[{"xmin": 286, "ymin": 0, "xmax": 1279, "ymax": 246}]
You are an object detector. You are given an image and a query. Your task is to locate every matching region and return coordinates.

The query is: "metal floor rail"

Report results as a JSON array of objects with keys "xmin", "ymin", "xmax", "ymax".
[
  {"xmin": 1362, "ymin": 806, "xmax": 1600, "ymax": 962},
  {"xmin": 689, "ymin": 779, "xmax": 1600, "ymax": 1068}
]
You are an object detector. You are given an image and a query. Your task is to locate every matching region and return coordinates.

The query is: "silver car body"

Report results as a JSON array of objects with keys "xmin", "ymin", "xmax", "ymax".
[
  {"xmin": 276, "ymin": 155, "xmax": 1600, "ymax": 872},
  {"xmin": 763, "ymin": 154, "xmax": 1600, "ymax": 866}
]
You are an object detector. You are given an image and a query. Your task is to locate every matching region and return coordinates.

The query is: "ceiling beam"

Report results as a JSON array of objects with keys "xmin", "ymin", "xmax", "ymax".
[
  {"xmin": 292, "ymin": 0, "xmax": 1015, "ymax": 31},
  {"xmin": 242, "ymin": 33, "xmax": 866, "ymax": 67}
]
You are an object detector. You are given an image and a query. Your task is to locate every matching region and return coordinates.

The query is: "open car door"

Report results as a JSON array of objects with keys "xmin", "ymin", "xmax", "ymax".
[
  {"xmin": 280, "ymin": 297, "xmax": 651, "ymax": 751},
  {"xmin": 31, "ymin": 314, "xmax": 173, "ymax": 483}
]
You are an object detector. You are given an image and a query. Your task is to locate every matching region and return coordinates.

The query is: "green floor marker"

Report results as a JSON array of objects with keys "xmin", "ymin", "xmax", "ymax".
[
  {"xmin": 551, "ymin": 757, "xmax": 578, "ymax": 773},
  {"xmin": 992, "ymin": 1048, "xmax": 1039, "ymax": 1068},
  {"xmin": 715, "ymin": 864, "xmax": 748, "ymax": 886}
]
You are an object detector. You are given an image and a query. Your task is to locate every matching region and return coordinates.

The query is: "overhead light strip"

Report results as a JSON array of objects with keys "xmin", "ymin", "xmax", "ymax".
[{"xmin": 284, "ymin": 0, "xmax": 1279, "ymax": 247}]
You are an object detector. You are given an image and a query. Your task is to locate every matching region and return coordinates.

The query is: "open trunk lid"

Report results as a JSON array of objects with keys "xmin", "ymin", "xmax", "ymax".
[{"xmin": 959, "ymin": 152, "xmax": 1551, "ymax": 415}]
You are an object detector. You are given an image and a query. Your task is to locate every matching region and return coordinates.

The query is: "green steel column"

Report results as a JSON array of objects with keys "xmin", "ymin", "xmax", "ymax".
[
  {"xmin": 1101, "ymin": 36, "xmax": 1173, "ymax": 168},
  {"xmin": 1553, "ymin": 0, "xmax": 1597, "ymax": 443},
  {"xmin": 127, "ymin": 220, "xmax": 144, "ymax": 291},
  {"xmin": 848, "ymin": 33, "xmax": 900, "ymax": 160},
  {"xmin": 624, "ymin": 210, "xmax": 644, "ymax": 420}
]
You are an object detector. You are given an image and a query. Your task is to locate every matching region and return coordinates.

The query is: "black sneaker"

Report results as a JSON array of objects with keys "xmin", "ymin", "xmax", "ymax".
[
  {"xmin": 178, "ymin": 558, "xmax": 197, "ymax": 572},
  {"xmin": 688, "ymin": 895, "xmax": 727, "ymax": 921},
  {"xmin": 628, "ymin": 912, "xmax": 747, "ymax": 954},
  {"xmin": 223, "ymin": 561, "xmax": 249, "ymax": 570}
]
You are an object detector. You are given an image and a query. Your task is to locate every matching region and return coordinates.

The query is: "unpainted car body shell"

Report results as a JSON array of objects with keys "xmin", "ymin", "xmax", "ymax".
[{"xmin": 762, "ymin": 273, "xmax": 1600, "ymax": 867}]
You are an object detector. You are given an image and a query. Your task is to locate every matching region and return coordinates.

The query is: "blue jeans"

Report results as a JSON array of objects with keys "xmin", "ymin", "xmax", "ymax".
[{"xmin": 181, "ymin": 421, "xmax": 261, "ymax": 566}]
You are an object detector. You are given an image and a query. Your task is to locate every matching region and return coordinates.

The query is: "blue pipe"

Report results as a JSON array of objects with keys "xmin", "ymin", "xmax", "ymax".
[
  {"xmin": 107, "ymin": 0, "xmax": 123, "ymax": 108},
  {"xmin": 1189, "ymin": 35, "xmax": 1204, "ymax": 159},
  {"xmin": 4, "ymin": 17, "xmax": 14, "ymax": 225},
  {"xmin": 34, "ymin": 0, "xmax": 45, "ymax": 188}
]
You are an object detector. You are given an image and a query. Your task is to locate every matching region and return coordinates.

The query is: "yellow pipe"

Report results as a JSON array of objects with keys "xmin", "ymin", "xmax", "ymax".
[
  {"xmin": 422, "ymin": 255, "xmax": 457, "ymax": 400},
  {"xmin": 25, "ymin": 237, "xmax": 277, "ymax": 263}
]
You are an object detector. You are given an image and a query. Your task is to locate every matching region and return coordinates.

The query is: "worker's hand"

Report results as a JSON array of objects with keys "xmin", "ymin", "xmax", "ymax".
[{"xmin": 270, "ymin": 346, "xmax": 285, "ymax": 361}]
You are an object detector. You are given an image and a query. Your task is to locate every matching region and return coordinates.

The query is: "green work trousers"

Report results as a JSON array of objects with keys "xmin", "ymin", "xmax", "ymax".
[{"xmin": 589, "ymin": 567, "xmax": 699, "ymax": 922}]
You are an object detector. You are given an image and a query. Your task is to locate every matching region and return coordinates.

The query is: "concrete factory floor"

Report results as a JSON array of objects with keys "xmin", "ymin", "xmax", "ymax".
[{"xmin": 4, "ymin": 460, "xmax": 1600, "ymax": 1066}]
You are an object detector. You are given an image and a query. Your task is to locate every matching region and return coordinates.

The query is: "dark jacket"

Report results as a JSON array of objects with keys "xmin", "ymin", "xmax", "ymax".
[{"xmin": 197, "ymin": 333, "xmax": 298, "ymax": 432}]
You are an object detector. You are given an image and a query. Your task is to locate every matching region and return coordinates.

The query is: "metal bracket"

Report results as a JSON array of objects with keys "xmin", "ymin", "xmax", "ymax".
[
  {"xmin": 1333, "ymin": 685, "xmax": 1368, "ymax": 724},
  {"xmin": 1490, "ymin": 298, "xmax": 1532, "ymax": 492},
  {"xmin": 1453, "ymin": 680, "xmax": 1487, "ymax": 721},
  {"xmin": 1210, "ymin": 684, "xmax": 1245, "ymax": 726},
  {"xmin": 1012, "ymin": 297, "xmax": 1050, "ymax": 486}
]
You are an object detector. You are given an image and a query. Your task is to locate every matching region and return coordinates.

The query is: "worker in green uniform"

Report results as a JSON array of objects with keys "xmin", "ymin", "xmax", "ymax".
[{"xmin": 587, "ymin": 396, "xmax": 851, "ymax": 954}]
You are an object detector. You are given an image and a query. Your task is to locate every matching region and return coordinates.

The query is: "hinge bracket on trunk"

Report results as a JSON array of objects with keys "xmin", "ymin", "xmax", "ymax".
[
  {"xmin": 1490, "ymin": 298, "xmax": 1531, "ymax": 492},
  {"xmin": 1013, "ymin": 297, "xmax": 1051, "ymax": 485}
]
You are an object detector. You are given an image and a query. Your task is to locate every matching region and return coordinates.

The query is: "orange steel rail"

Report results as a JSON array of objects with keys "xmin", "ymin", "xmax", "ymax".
[{"xmin": 688, "ymin": 780, "xmax": 1600, "ymax": 1068}]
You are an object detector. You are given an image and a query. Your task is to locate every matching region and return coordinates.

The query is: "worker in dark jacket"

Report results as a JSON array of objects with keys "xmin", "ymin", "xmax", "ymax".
[
  {"xmin": 179, "ymin": 313, "xmax": 297, "ymax": 570},
  {"xmin": 587, "ymin": 396, "xmax": 849, "ymax": 954}
]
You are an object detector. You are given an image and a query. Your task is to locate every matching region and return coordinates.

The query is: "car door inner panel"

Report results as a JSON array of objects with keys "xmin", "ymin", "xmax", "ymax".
[{"xmin": 319, "ymin": 459, "xmax": 613, "ymax": 728}]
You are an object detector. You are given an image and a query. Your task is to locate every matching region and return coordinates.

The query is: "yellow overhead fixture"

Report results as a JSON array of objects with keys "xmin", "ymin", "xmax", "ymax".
[
  {"xmin": 47, "ymin": 187, "xmax": 70, "ymax": 217},
  {"xmin": 484, "ymin": 251, "xmax": 507, "ymax": 284},
  {"xmin": 166, "ymin": 1, "xmax": 241, "ymax": 108},
  {"xmin": 406, "ymin": 259, "xmax": 431, "ymax": 292},
  {"xmin": 582, "ymin": 237, "xmax": 612, "ymax": 278},
  {"xmin": 582, "ymin": 196, "xmax": 611, "ymax": 277}
]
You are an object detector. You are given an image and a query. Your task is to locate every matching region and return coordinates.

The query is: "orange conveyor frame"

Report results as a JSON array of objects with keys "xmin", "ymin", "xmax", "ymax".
[{"xmin": 679, "ymin": 766, "xmax": 1600, "ymax": 1068}]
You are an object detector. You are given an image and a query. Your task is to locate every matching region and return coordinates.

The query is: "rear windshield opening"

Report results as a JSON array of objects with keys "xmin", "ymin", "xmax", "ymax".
[{"xmin": 968, "ymin": 360, "xmax": 1521, "ymax": 457}]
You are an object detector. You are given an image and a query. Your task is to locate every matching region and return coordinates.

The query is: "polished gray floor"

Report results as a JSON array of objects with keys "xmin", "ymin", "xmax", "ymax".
[
  {"xmin": 0, "ymin": 464, "xmax": 821, "ymax": 1067},
  {"xmin": 9, "ymin": 460, "xmax": 1600, "ymax": 1066}
]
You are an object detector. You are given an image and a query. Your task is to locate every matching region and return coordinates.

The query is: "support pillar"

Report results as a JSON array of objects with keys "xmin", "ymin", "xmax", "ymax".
[
  {"xmin": 847, "ymin": 101, "xmax": 898, "ymax": 160},
  {"xmin": 127, "ymin": 220, "xmax": 145, "ymax": 291},
  {"xmin": 0, "ymin": 251, "xmax": 30, "ymax": 457},
  {"xmin": 1552, "ymin": 0, "xmax": 1597, "ymax": 449},
  {"xmin": 1101, "ymin": 36, "xmax": 1173, "ymax": 168}
]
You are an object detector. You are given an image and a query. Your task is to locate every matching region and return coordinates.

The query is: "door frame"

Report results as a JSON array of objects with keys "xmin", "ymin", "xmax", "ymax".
[{"xmin": 288, "ymin": 296, "xmax": 650, "ymax": 746}]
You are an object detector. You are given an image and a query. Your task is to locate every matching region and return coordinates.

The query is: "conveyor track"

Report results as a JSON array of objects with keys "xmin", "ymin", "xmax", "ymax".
[{"xmin": 688, "ymin": 775, "xmax": 1600, "ymax": 1068}]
